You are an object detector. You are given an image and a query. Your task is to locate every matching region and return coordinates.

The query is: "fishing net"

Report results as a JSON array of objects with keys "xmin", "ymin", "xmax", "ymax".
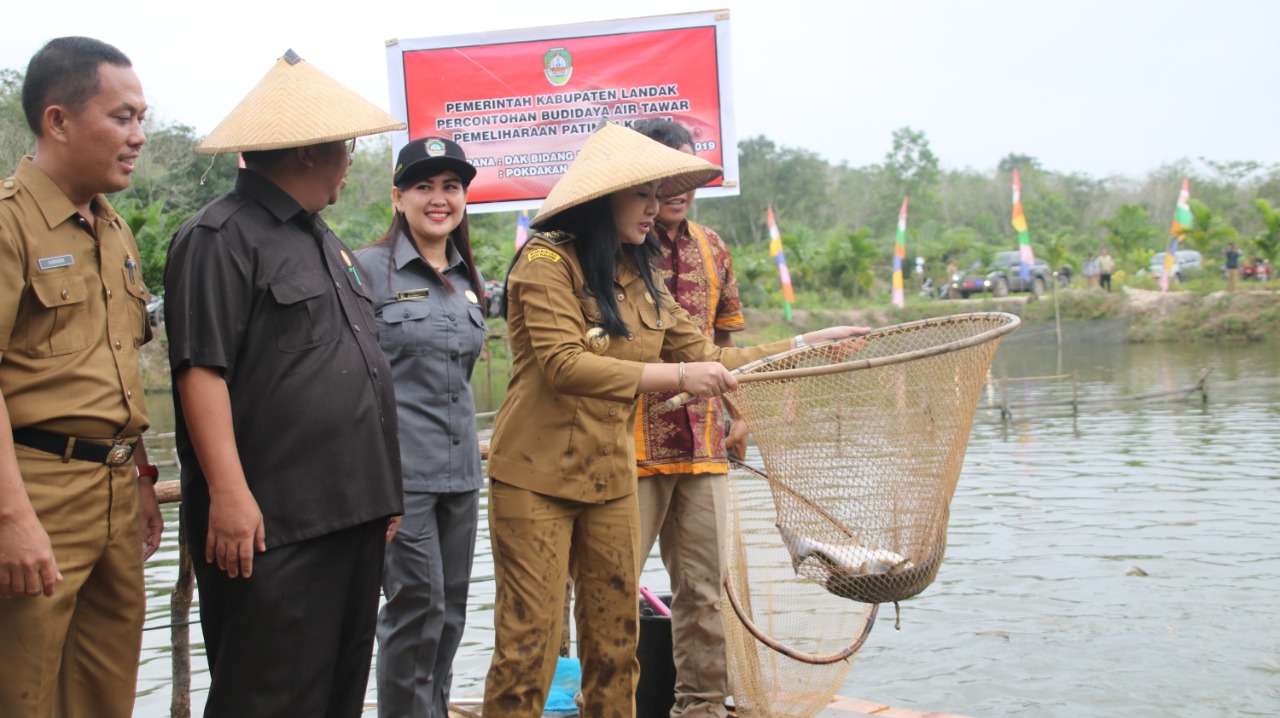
[{"xmin": 718, "ymin": 312, "xmax": 1019, "ymax": 717}]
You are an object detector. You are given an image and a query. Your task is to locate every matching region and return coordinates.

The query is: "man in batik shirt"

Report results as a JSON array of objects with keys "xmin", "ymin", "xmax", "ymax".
[{"xmin": 632, "ymin": 118, "xmax": 746, "ymax": 718}]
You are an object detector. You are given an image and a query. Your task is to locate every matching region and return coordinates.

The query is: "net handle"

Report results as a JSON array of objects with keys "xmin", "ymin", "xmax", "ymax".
[
  {"xmin": 722, "ymin": 574, "xmax": 878, "ymax": 665},
  {"xmin": 663, "ymin": 312, "xmax": 1019, "ymax": 410}
]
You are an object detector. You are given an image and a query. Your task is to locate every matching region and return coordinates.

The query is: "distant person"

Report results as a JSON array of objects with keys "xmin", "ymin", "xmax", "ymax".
[
  {"xmin": 1081, "ymin": 252, "xmax": 1099, "ymax": 289},
  {"xmin": 1097, "ymin": 248, "xmax": 1115, "ymax": 292},
  {"xmin": 631, "ymin": 117, "xmax": 745, "ymax": 718},
  {"xmin": 1224, "ymin": 242, "xmax": 1241, "ymax": 292},
  {"xmin": 164, "ymin": 51, "xmax": 405, "ymax": 717},
  {"xmin": 1058, "ymin": 263, "xmax": 1073, "ymax": 287},
  {"xmin": 0, "ymin": 36, "xmax": 163, "ymax": 718},
  {"xmin": 354, "ymin": 137, "xmax": 486, "ymax": 718}
]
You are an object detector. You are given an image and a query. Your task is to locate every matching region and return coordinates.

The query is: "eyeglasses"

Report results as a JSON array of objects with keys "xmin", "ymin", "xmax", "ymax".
[{"xmin": 344, "ymin": 137, "xmax": 357, "ymax": 154}]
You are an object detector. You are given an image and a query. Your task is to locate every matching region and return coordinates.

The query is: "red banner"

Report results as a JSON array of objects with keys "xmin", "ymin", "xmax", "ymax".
[{"xmin": 387, "ymin": 12, "xmax": 738, "ymax": 213}]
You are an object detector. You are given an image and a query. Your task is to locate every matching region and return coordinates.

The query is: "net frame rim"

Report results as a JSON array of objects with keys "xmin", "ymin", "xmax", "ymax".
[{"xmin": 731, "ymin": 311, "xmax": 1020, "ymax": 384}]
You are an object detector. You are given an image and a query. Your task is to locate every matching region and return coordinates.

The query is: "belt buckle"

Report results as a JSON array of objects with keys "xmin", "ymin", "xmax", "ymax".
[{"xmin": 105, "ymin": 443, "xmax": 134, "ymax": 466}]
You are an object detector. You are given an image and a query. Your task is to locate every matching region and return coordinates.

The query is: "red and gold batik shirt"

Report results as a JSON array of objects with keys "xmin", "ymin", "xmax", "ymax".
[{"xmin": 634, "ymin": 219, "xmax": 745, "ymax": 476}]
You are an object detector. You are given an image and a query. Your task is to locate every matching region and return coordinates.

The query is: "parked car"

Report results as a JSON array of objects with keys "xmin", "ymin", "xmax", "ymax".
[
  {"xmin": 948, "ymin": 251, "xmax": 1052, "ymax": 299},
  {"xmin": 145, "ymin": 295, "xmax": 164, "ymax": 327},
  {"xmin": 1149, "ymin": 249, "xmax": 1203, "ymax": 283}
]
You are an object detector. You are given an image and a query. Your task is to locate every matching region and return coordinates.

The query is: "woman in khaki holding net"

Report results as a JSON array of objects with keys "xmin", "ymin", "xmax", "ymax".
[{"xmin": 480, "ymin": 122, "xmax": 866, "ymax": 717}]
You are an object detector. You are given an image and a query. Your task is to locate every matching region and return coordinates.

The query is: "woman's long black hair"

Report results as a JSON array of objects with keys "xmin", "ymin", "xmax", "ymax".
[
  {"xmin": 504, "ymin": 194, "xmax": 663, "ymax": 338},
  {"xmin": 366, "ymin": 175, "xmax": 484, "ymax": 310}
]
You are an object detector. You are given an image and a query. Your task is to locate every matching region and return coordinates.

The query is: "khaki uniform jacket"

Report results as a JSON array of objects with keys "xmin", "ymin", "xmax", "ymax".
[
  {"xmin": 487, "ymin": 232, "xmax": 791, "ymax": 503},
  {"xmin": 0, "ymin": 158, "xmax": 149, "ymax": 439}
]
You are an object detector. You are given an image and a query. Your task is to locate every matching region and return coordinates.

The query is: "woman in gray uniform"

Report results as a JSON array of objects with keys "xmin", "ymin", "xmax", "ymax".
[{"xmin": 355, "ymin": 137, "xmax": 486, "ymax": 718}]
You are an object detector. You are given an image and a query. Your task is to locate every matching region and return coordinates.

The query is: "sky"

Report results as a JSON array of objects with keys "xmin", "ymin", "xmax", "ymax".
[{"xmin": 3, "ymin": 0, "xmax": 1276, "ymax": 179}]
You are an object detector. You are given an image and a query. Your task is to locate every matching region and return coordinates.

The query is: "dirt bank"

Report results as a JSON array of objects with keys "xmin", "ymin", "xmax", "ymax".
[{"xmin": 740, "ymin": 287, "xmax": 1280, "ymax": 345}]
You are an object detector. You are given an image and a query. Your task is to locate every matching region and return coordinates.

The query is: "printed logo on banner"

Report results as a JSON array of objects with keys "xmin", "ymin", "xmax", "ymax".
[{"xmin": 543, "ymin": 48, "xmax": 573, "ymax": 86}]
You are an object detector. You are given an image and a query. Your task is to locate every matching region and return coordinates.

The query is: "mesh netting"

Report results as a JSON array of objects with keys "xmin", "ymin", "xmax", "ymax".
[{"xmin": 721, "ymin": 313, "xmax": 1018, "ymax": 717}]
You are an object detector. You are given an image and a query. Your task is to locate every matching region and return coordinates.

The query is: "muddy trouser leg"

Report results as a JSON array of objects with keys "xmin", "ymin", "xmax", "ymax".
[
  {"xmin": 572, "ymin": 492, "xmax": 643, "ymax": 718},
  {"xmin": 483, "ymin": 481, "xmax": 576, "ymax": 718}
]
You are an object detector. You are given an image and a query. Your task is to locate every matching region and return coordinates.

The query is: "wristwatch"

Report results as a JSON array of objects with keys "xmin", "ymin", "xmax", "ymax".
[
  {"xmin": 136, "ymin": 463, "xmax": 159, "ymax": 484},
  {"xmin": 793, "ymin": 334, "xmax": 807, "ymax": 350}
]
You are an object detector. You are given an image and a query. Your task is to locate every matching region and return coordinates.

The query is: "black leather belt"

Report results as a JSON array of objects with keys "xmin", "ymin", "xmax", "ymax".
[{"xmin": 13, "ymin": 428, "xmax": 136, "ymax": 466}]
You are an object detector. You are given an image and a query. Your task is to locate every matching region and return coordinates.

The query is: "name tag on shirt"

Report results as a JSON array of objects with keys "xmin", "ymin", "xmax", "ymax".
[
  {"xmin": 396, "ymin": 288, "xmax": 431, "ymax": 301},
  {"xmin": 38, "ymin": 254, "xmax": 75, "ymax": 270}
]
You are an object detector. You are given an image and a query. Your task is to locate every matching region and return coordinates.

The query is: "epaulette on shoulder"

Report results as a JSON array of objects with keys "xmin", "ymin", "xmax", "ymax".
[
  {"xmin": 195, "ymin": 193, "xmax": 250, "ymax": 230},
  {"xmin": 538, "ymin": 230, "xmax": 574, "ymax": 245},
  {"xmin": 0, "ymin": 178, "xmax": 19, "ymax": 201}
]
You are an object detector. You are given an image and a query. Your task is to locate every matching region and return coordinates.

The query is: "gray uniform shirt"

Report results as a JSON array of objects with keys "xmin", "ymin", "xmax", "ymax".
[{"xmin": 355, "ymin": 235, "xmax": 486, "ymax": 494}]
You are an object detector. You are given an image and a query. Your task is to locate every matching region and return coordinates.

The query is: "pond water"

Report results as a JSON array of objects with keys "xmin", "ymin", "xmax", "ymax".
[{"xmin": 133, "ymin": 323, "xmax": 1280, "ymax": 717}]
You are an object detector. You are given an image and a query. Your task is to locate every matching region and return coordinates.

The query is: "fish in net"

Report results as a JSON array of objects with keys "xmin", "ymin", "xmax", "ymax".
[{"xmin": 675, "ymin": 312, "xmax": 1020, "ymax": 717}]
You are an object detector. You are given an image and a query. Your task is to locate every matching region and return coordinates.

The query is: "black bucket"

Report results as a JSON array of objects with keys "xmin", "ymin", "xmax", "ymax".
[{"xmin": 636, "ymin": 593, "xmax": 676, "ymax": 718}]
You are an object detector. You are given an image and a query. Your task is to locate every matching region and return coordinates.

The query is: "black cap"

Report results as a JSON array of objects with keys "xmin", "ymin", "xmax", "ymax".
[{"xmin": 393, "ymin": 136, "xmax": 476, "ymax": 187}]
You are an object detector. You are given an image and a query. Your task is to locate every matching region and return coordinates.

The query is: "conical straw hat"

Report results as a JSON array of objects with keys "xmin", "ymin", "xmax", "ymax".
[
  {"xmin": 530, "ymin": 121, "xmax": 723, "ymax": 228},
  {"xmin": 197, "ymin": 49, "xmax": 405, "ymax": 154}
]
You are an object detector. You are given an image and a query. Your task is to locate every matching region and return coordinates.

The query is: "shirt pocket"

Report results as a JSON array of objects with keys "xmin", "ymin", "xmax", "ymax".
[
  {"xmin": 377, "ymin": 300, "xmax": 432, "ymax": 355},
  {"xmin": 269, "ymin": 272, "xmax": 339, "ymax": 353},
  {"xmin": 25, "ymin": 273, "xmax": 92, "ymax": 358},
  {"xmin": 122, "ymin": 271, "xmax": 151, "ymax": 348},
  {"xmin": 634, "ymin": 299, "xmax": 671, "ymax": 360}
]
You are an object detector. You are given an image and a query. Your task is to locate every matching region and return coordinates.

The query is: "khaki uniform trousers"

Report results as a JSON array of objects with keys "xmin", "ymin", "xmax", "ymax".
[
  {"xmin": 0, "ymin": 447, "xmax": 144, "ymax": 718},
  {"xmin": 484, "ymin": 480, "xmax": 643, "ymax": 718},
  {"xmin": 638, "ymin": 473, "xmax": 730, "ymax": 718}
]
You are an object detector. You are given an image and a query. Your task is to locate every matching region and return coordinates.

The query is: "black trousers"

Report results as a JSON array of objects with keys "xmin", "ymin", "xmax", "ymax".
[{"xmin": 192, "ymin": 519, "xmax": 386, "ymax": 718}]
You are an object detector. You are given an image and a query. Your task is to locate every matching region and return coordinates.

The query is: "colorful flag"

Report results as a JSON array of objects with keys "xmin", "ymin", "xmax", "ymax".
[
  {"xmin": 1161, "ymin": 178, "xmax": 1193, "ymax": 291},
  {"xmin": 514, "ymin": 209, "xmax": 530, "ymax": 252},
  {"xmin": 892, "ymin": 198, "xmax": 908, "ymax": 307},
  {"xmin": 1011, "ymin": 169, "xmax": 1035, "ymax": 282},
  {"xmin": 767, "ymin": 205, "xmax": 794, "ymax": 321}
]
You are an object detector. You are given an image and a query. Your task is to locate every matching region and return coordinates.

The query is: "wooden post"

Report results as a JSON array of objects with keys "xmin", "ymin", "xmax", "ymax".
[
  {"xmin": 170, "ymin": 511, "xmax": 194, "ymax": 718},
  {"xmin": 1071, "ymin": 373, "xmax": 1078, "ymax": 415}
]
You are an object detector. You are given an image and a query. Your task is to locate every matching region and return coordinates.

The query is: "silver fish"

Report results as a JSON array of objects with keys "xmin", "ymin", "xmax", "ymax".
[{"xmin": 776, "ymin": 524, "xmax": 913, "ymax": 576}]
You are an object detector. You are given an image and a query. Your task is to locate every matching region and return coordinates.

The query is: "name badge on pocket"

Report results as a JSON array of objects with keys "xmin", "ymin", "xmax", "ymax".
[
  {"xmin": 396, "ymin": 288, "xmax": 431, "ymax": 301},
  {"xmin": 38, "ymin": 255, "xmax": 75, "ymax": 270}
]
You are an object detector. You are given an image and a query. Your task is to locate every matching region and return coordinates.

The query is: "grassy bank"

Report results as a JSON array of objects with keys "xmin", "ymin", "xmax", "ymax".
[{"xmin": 736, "ymin": 286, "xmax": 1280, "ymax": 346}]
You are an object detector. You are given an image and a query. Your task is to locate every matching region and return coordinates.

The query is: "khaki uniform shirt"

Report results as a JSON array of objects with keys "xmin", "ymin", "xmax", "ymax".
[
  {"xmin": 487, "ymin": 232, "xmax": 790, "ymax": 503},
  {"xmin": 0, "ymin": 157, "xmax": 149, "ymax": 440}
]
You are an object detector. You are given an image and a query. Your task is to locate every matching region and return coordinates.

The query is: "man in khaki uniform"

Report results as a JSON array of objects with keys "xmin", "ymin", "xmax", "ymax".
[{"xmin": 0, "ymin": 37, "xmax": 162, "ymax": 718}]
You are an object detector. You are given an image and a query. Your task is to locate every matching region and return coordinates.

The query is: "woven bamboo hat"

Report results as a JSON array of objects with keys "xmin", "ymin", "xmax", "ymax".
[
  {"xmin": 530, "ymin": 121, "xmax": 722, "ymax": 228},
  {"xmin": 197, "ymin": 49, "xmax": 405, "ymax": 154}
]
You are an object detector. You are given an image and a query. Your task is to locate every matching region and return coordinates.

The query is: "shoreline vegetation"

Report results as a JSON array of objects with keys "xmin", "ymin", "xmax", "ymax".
[
  {"xmin": 139, "ymin": 287, "xmax": 1280, "ymax": 392},
  {"xmin": 739, "ymin": 286, "xmax": 1280, "ymax": 347}
]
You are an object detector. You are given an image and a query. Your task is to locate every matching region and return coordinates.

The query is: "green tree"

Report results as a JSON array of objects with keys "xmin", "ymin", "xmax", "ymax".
[
  {"xmin": 998, "ymin": 153, "xmax": 1041, "ymax": 174},
  {"xmin": 878, "ymin": 127, "xmax": 940, "ymax": 232},
  {"xmin": 1097, "ymin": 204, "xmax": 1159, "ymax": 264},
  {"xmin": 1251, "ymin": 198, "xmax": 1280, "ymax": 283},
  {"xmin": 0, "ymin": 69, "xmax": 34, "ymax": 170},
  {"xmin": 115, "ymin": 198, "xmax": 182, "ymax": 290},
  {"xmin": 812, "ymin": 225, "xmax": 878, "ymax": 298},
  {"xmin": 697, "ymin": 136, "xmax": 833, "ymax": 248},
  {"xmin": 1180, "ymin": 199, "xmax": 1239, "ymax": 262}
]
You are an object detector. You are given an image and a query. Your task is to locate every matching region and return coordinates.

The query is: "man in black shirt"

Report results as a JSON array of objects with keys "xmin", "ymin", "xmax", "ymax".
[{"xmin": 164, "ymin": 50, "xmax": 405, "ymax": 717}]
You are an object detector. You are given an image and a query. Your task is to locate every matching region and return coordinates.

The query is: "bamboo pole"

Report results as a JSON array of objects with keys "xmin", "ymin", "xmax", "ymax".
[{"xmin": 169, "ymin": 511, "xmax": 193, "ymax": 718}]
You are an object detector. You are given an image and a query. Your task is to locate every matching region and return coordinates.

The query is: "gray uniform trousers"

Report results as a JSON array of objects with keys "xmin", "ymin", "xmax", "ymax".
[{"xmin": 377, "ymin": 489, "xmax": 480, "ymax": 718}]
